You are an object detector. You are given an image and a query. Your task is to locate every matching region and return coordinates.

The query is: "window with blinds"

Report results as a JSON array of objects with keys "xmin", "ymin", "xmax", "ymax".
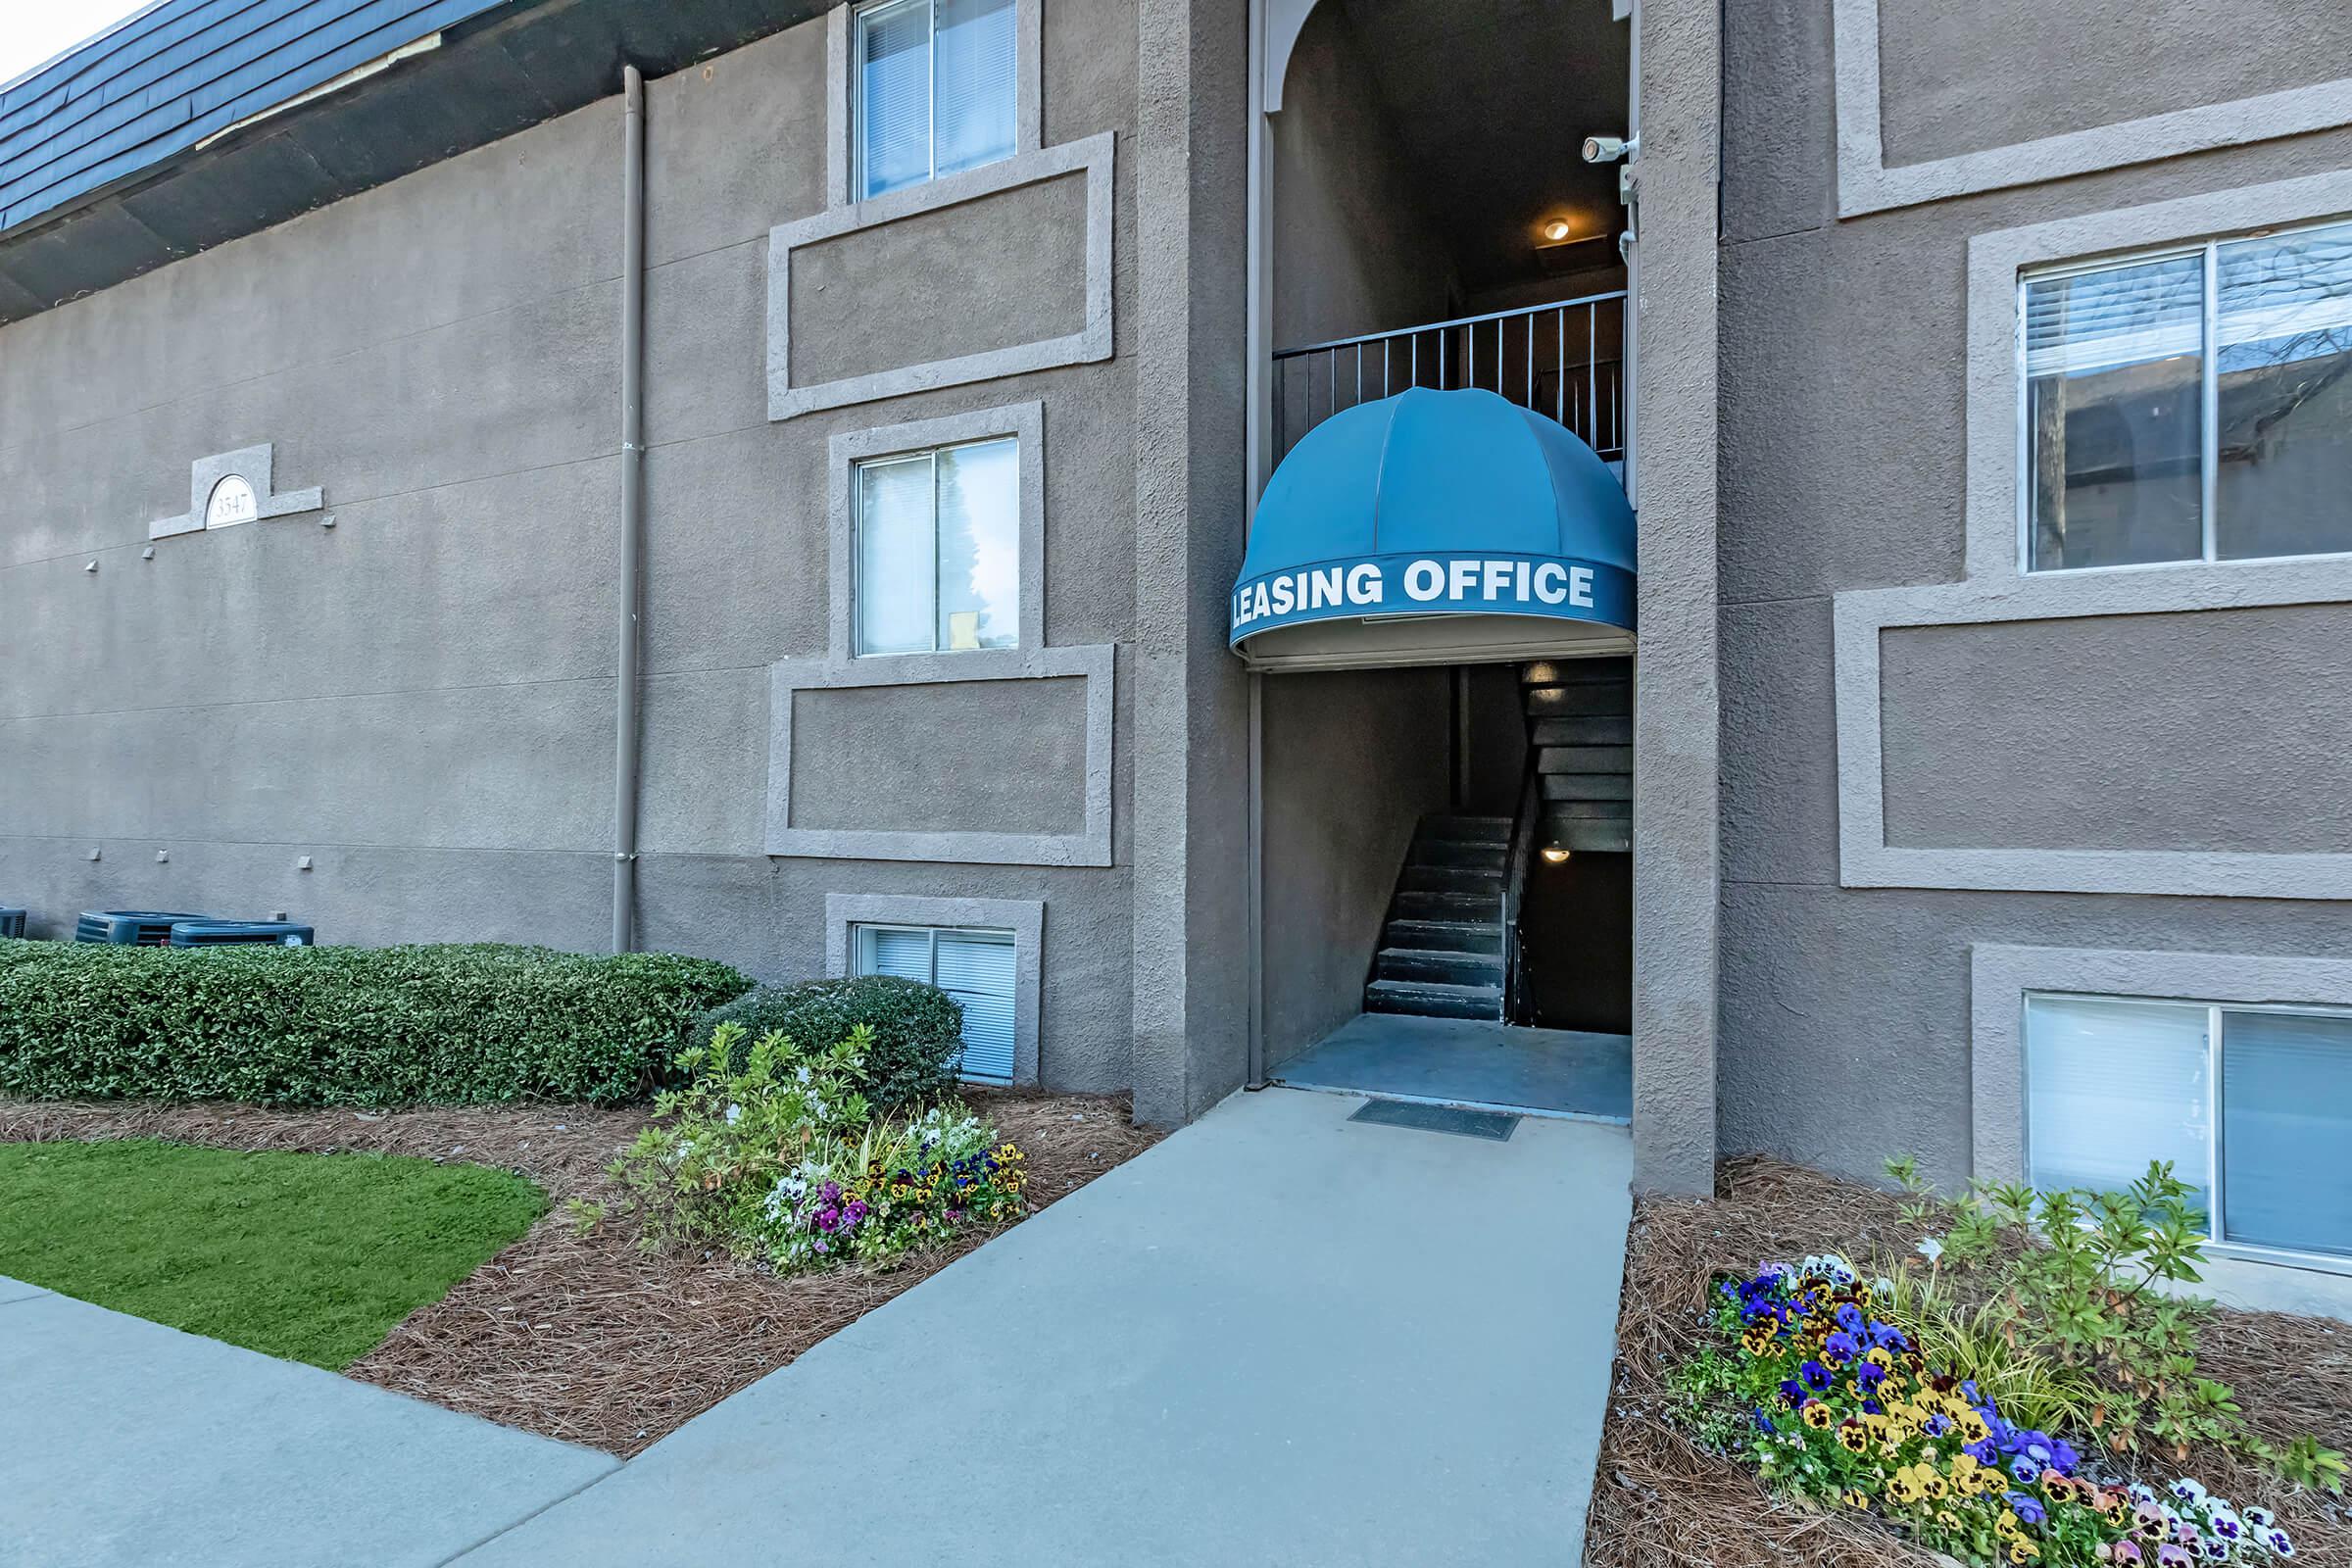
[
  {"xmin": 2024, "ymin": 993, "xmax": 2352, "ymax": 1262},
  {"xmin": 854, "ymin": 924, "xmax": 1018, "ymax": 1086},
  {"xmin": 855, "ymin": 0, "xmax": 1018, "ymax": 201},
  {"xmin": 853, "ymin": 436, "xmax": 1019, "ymax": 656},
  {"xmin": 2022, "ymin": 217, "xmax": 2352, "ymax": 571}
]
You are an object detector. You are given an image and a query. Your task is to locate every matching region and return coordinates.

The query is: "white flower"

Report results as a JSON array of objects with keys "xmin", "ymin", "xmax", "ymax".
[
  {"xmin": 725, "ymin": 1103, "xmax": 743, "ymax": 1125},
  {"xmin": 1916, "ymin": 1236, "xmax": 1945, "ymax": 1263},
  {"xmin": 796, "ymin": 1065, "xmax": 812, "ymax": 1085},
  {"xmin": 2171, "ymin": 1479, "xmax": 2208, "ymax": 1507}
]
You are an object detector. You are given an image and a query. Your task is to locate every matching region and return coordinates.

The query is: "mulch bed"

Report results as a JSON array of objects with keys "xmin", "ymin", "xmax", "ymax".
[
  {"xmin": 0, "ymin": 1090, "xmax": 1162, "ymax": 1456},
  {"xmin": 1585, "ymin": 1157, "xmax": 2352, "ymax": 1568}
]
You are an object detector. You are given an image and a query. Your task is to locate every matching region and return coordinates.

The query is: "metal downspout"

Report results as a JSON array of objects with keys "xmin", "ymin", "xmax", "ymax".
[{"xmin": 612, "ymin": 65, "xmax": 646, "ymax": 954}]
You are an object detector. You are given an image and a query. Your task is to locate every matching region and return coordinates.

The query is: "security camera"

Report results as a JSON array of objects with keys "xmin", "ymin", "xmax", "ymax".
[{"xmin": 1582, "ymin": 134, "xmax": 1634, "ymax": 164}]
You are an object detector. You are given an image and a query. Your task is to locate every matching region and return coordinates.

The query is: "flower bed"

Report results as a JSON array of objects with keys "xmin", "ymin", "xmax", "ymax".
[
  {"xmin": 1586, "ymin": 1159, "xmax": 2352, "ymax": 1568},
  {"xmin": 1698, "ymin": 1252, "xmax": 2299, "ymax": 1565},
  {"xmin": 599, "ymin": 1021, "xmax": 1031, "ymax": 1275}
]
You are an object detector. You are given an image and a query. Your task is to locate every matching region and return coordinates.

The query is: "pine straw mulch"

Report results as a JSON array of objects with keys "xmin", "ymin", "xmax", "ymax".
[
  {"xmin": 1585, "ymin": 1157, "xmax": 2352, "ymax": 1568},
  {"xmin": 0, "ymin": 1090, "xmax": 1162, "ymax": 1457}
]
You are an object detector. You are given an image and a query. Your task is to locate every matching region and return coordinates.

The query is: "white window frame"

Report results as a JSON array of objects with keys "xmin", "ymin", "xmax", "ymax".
[
  {"xmin": 851, "ymin": 434, "xmax": 1021, "ymax": 659},
  {"xmin": 851, "ymin": 0, "xmax": 1020, "ymax": 203},
  {"xmin": 2017, "ymin": 216, "xmax": 2352, "ymax": 577},
  {"xmin": 845, "ymin": 916, "xmax": 1026, "ymax": 1086},
  {"xmin": 2017, "ymin": 985, "xmax": 2352, "ymax": 1276}
]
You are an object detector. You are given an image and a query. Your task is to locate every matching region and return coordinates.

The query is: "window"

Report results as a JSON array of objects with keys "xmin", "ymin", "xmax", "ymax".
[
  {"xmin": 855, "ymin": 0, "xmax": 1017, "ymax": 201},
  {"xmin": 2023, "ymin": 218, "xmax": 2352, "ymax": 571},
  {"xmin": 2025, "ymin": 993, "xmax": 2352, "ymax": 1262},
  {"xmin": 853, "ymin": 436, "xmax": 1019, "ymax": 656},
  {"xmin": 854, "ymin": 924, "xmax": 1017, "ymax": 1085}
]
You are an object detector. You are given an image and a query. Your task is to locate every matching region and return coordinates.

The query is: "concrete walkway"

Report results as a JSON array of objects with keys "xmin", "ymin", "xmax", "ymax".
[
  {"xmin": 1277, "ymin": 1012, "xmax": 1634, "ymax": 1122},
  {"xmin": 0, "ymin": 1282, "xmax": 616, "ymax": 1568},
  {"xmin": 458, "ymin": 1088, "xmax": 1633, "ymax": 1566}
]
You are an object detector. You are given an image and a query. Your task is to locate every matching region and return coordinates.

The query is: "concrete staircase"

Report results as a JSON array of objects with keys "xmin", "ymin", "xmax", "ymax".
[
  {"xmin": 1523, "ymin": 658, "xmax": 1632, "ymax": 855},
  {"xmin": 1364, "ymin": 814, "xmax": 1511, "ymax": 1020}
]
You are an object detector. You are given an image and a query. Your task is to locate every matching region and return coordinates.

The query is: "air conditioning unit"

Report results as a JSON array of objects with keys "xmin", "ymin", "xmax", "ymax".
[
  {"xmin": 167, "ymin": 920, "xmax": 314, "ymax": 948},
  {"xmin": 0, "ymin": 908, "xmax": 24, "ymax": 939},
  {"xmin": 75, "ymin": 910, "xmax": 212, "ymax": 945}
]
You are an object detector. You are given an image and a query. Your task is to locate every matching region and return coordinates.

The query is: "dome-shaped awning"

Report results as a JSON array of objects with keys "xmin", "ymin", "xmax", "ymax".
[{"xmin": 1231, "ymin": 388, "xmax": 1636, "ymax": 670}]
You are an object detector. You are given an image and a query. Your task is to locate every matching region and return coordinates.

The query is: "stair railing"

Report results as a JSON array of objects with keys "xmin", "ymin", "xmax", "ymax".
[{"xmin": 1501, "ymin": 765, "xmax": 1542, "ymax": 1025}]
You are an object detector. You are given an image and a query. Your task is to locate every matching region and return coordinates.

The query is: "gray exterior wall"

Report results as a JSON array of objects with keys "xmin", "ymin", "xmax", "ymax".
[
  {"xmin": 1258, "ymin": 667, "xmax": 1453, "ymax": 1066},
  {"xmin": 1720, "ymin": 0, "xmax": 2352, "ymax": 1187},
  {"xmin": 0, "ymin": 3, "xmax": 1163, "ymax": 1098}
]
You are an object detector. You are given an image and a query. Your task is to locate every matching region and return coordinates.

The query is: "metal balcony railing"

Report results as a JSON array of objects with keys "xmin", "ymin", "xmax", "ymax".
[{"xmin": 1272, "ymin": 290, "xmax": 1627, "ymax": 467}]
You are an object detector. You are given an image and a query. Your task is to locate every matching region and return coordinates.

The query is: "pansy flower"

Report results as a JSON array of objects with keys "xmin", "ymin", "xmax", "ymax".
[
  {"xmin": 1799, "ymin": 1358, "xmax": 1834, "ymax": 1393},
  {"xmin": 1823, "ymin": 1331, "xmax": 1860, "ymax": 1366}
]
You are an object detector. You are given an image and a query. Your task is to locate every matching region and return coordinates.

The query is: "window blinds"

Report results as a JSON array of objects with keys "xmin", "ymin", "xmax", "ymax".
[
  {"xmin": 2024, "ymin": 995, "xmax": 2210, "ymax": 1207},
  {"xmin": 2025, "ymin": 255, "xmax": 2204, "ymax": 378}
]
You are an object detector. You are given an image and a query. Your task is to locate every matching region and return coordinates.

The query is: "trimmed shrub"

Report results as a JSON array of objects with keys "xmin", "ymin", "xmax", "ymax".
[
  {"xmin": 690, "ymin": 975, "xmax": 964, "ymax": 1110},
  {"xmin": 0, "ymin": 940, "xmax": 753, "ymax": 1106}
]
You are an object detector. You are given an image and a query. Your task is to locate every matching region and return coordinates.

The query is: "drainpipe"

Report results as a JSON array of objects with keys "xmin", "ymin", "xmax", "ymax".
[
  {"xmin": 612, "ymin": 64, "xmax": 646, "ymax": 954},
  {"xmin": 1243, "ymin": 0, "xmax": 1270, "ymax": 1089}
]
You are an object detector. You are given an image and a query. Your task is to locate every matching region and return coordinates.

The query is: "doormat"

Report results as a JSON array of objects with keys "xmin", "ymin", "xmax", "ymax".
[{"xmin": 1346, "ymin": 1099, "xmax": 1519, "ymax": 1141}]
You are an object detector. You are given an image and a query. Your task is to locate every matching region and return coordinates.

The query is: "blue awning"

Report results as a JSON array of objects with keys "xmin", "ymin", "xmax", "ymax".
[{"xmin": 1231, "ymin": 388, "xmax": 1635, "ymax": 665}]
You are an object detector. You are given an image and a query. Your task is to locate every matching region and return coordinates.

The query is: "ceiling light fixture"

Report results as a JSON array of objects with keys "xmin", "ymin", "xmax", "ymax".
[
  {"xmin": 1541, "ymin": 846, "xmax": 1572, "ymax": 863},
  {"xmin": 1543, "ymin": 219, "xmax": 1573, "ymax": 242}
]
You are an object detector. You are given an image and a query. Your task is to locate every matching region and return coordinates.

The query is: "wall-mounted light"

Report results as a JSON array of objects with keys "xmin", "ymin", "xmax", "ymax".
[
  {"xmin": 1543, "ymin": 220, "xmax": 1573, "ymax": 243},
  {"xmin": 1541, "ymin": 846, "xmax": 1572, "ymax": 863}
]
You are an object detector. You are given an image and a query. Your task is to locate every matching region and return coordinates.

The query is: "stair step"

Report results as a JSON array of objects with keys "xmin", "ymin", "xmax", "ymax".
[
  {"xmin": 1547, "ymin": 817, "xmax": 1632, "ymax": 853},
  {"xmin": 1415, "ymin": 814, "xmax": 1512, "ymax": 845},
  {"xmin": 1384, "ymin": 918, "xmax": 1501, "ymax": 955},
  {"xmin": 1544, "ymin": 772, "xmax": 1633, "ymax": 802},
  {"xmin": 1376, "ymin": 947, "xmax": 1505, "ymax": 986},
  {"xmin": 1365, "ymin": 978, "xmax": 1503, "ymax": 1021},
  {"xmin": 1411, "ymin": 839, "xmax": 1509, "ymax": 871},
  {"xmin": 1532, "ymin": 715, "xmax": 1632, "ymax": 747},
  {"xmin": 1394, "ymin": 888, "xmax": 1500, "ymax": 920},
  {"xmin": 1536, "ymin": 745, "xmax": 1633, "ymax": 775},
  {"xmin": 1399, "ymin": 864, "xmax": 1505, "ymax": 894},
  {"xmin": 1524, "ymin": 683, "xmax": 1631, "ymax": 718},
  {"xmin": 1548, "ymin": 799, "xmax": 1632, "ymax": 819}
]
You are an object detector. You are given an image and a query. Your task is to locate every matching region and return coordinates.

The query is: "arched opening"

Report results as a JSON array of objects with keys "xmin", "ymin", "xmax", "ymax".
[{"xmin": 1247, "ymin": 0, "xmax": 1636, "ymax": 1118}]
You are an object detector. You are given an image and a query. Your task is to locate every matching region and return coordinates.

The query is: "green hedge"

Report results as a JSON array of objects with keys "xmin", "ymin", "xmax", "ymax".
[
  {"xmin": 691, "ymin": 975, "xmax": 965, "ymax": 1111},
  {"xmin": 0, "ymin": 940, "xmax": 753, "ymax": 1106}
]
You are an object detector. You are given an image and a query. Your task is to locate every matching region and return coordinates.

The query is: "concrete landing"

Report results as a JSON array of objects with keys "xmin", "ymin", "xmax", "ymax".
[
  {"xmin": 457, "ymin": 1088, "xmax": 1634, "ymax": 1566},
  {"xmin": 1276, "ymin": 1012, "xmax": 1633, "ymax": 1122},
  {"xmin": 0, "ymin": 1281, "xmax": 616, "ymax": 1568}
]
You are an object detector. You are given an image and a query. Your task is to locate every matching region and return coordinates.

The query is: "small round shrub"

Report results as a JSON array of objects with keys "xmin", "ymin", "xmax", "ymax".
[{"xmin": 690, "ymin": 975, "xmax": 965, "ymax": 1110}]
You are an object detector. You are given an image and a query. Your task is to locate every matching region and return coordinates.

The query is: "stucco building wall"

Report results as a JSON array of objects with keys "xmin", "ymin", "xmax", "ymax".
[
  {"xmin": 1717, "ymin": 0, "xmax": 2352, "ymax": 1187},
  {"xmin": 0, "ymin": 3, "xmax": 1155, "ymax": 1096}
]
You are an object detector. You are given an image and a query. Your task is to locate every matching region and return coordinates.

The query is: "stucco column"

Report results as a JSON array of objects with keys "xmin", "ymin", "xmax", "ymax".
[
  {"xmin": 1629, "ymin": 0, "xmax": 1722, "ymax": 1195},
  {"xmin": 1130, "ymin": 0, "xmax": 1254, "ymax": 1125}
]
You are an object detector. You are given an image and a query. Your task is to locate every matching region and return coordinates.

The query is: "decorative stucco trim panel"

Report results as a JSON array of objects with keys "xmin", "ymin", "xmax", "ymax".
[
  {"xmin": 1831, "ymin": 0, "xmax": 2352, "ymax": 217},
  {"xmin": 766, "ymin": 641, "xmax": 1114, "ymax": 866},
  {"xmin": 149, "ymin": 445, "xmax": 323, "ymax": 541},
  {"xmin": 826, "ymin": 401, "xmax": 1047, "ymax": 663},
  {"xmin": 1969, "ymin": 943, "xmax": 2352, "ymax": 1184},
  {"xmin": 1833, "ymin": 169, "xmax": 2352, "ymax": 900},
  {"xmin": 825, "ymin": 892, "xmax": 1046, "ymax": 1085},
  {"xmin": 769, "ymin": 131, "xmax": 1115, "ymax": 420}
]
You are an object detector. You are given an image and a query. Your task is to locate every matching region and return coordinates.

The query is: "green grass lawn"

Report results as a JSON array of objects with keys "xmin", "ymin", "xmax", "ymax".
[{"xmin": 0, "ymin": 1139, "xmax": 547, "ymax": 1368}]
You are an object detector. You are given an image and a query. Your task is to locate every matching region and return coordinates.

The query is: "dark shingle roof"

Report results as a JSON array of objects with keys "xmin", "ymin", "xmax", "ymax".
[{"xmin": 0, "ymin": 0, "xmax": 510, "ymax": 234}]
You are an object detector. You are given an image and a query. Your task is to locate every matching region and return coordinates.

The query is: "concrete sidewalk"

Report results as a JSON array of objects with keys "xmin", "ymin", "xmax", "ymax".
[
  {"xmin": 0, "ymin": 1282, "xmax": 615, "ymax": 1568},
  {"xmin": 458, "ymin": 1088, "xmax": 1633, "ymax": 1566}
]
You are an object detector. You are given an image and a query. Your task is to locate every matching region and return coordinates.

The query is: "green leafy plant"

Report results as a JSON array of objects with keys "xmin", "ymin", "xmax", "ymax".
[
  {"xmin": 1890, "ymin": 1155, "xmax": 2345, "ymax": 1493},
  {"xmin": 689, "ymin": 975, "xmax": 967, "ymax": 1111},
  {"xmin": 1869, "ymin": 1262, "xmax": 2102, "ymax": 1438},
  {"xmin": 1677, "ymin": 1254, "xmax": 2305, "ymax": 1567},
  {"xmin": 605, "ymin": 1020, "xmax": 1026, "ymax": 1274},
  {"xmin": 0, "ymin": 938, "xmax": 751, "ymax": 1105}
]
